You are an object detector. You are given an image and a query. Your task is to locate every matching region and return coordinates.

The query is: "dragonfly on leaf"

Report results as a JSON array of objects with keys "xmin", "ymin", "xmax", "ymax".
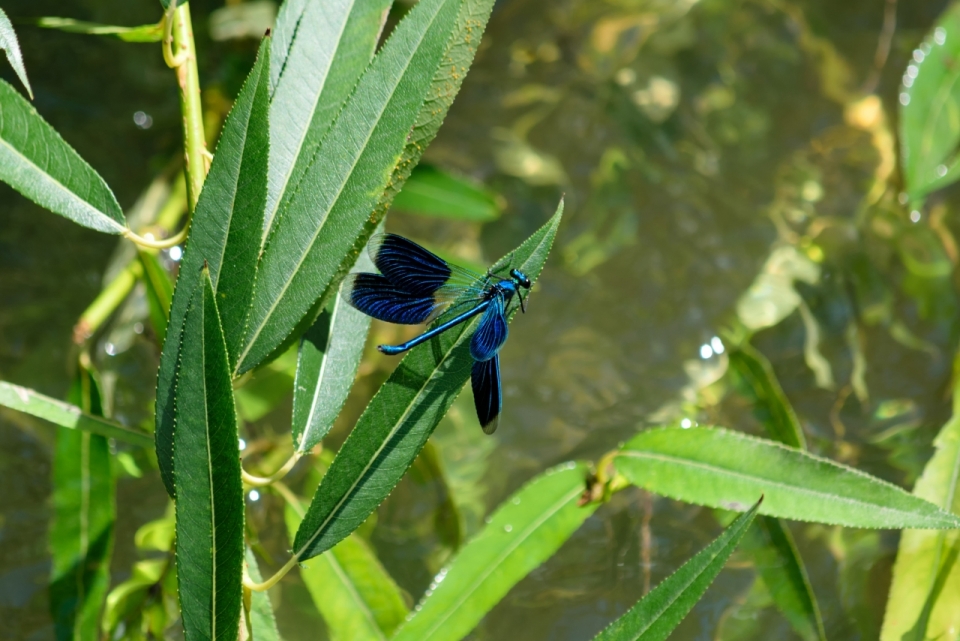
[{"xmin": 344, "ymin": 234, "xmax": 532, "ymax": 434}]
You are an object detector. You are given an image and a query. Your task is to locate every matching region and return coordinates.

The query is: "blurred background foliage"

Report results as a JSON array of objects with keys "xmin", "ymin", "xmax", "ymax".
[{"xmin": 2, "ymin": 0, "xmax": 960, "ymax": 639}]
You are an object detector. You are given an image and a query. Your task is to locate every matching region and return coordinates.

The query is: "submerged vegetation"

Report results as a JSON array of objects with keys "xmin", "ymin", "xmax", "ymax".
[{"xmin": 2, "ymin": 0, "xmax": 960, "ymax": 639}]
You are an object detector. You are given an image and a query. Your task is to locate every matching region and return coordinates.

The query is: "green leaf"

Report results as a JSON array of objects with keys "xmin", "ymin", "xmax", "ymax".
[
  {"xmin": 292, "ymin": 201, "xmax": 563, "ymax": 562},
  {"xmin": 392, "ymin": 164, "xmax": 501, "ymax": 221},
  {"xmin": 291, "ymin": 235, "xmax": 375, "ymax": 453},
  {"xmin": 392, "ymin": 461, "xmax": 597, "ymax": 641},
  {"xmin": 285, "ymin": 502, "xmax": 408, "ymax": 641},
  {"xmin": 49, "ymin": 362, "xmax": 115, "ymax": 641},
  {"xmin": 138, "ymin": 250, "xmax": 174, "ymax": 343},
  {"xmin": 265, "ymin": 0, "xmax": 391, "ymax": 232},
  {"xmin": 0, "ymin": 78, "xmax": 124, "ymax": 233},
  {"xmin": 174, "ymin": 268, "xmax": 245, "ymax": 641},
  {"xmin": 234, "ymin": 343, "xmax": 298, "ymax": 424},
  {"xmin": 0, "ymin": 380, "xmax": 153, "ymax": 447},
  {"xmin": 727, "ymin": 344, "xmax": 806, "ymax": 449},
  {"xmin": 0, "ymin": 7, "xmax": 33, "ymax": 98},
  {"xmin": 592, "ymin": 499, "xmax": 761, "ymax": 641},
  {"xmin": 740, "ymin": 517, "xmax": 825, "ymax": 641},
  {"xmin": 155, "ymin": 37, "xmax": 271, "ymax": 498},
  {"xmin": 900, "ymin": 3, "xmax": 960, "ymax": 202},
  {"xmin": 37, "ymin": 17, "xmax": 163, "ymax": 42},
  {"xmin": 244, "ymin": 548, "xmax": 281, "ymax": 641},
  {"xmin": 881, "ymin": 400, "xmax": 960, "ymax": 640},
  {"xmin": 615, "ymin": 426, "xmax": 960, "ymax": 529},
  {"xmin": 236, "ymin": 0, "xmax": 498, "ymax": 374}
]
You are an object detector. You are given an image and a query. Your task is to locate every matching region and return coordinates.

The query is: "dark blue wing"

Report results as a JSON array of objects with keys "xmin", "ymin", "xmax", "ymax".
[
  {"xmin": 370, "ymin": 234, "xmax": 454, "ymax": 296},
  {"xmin": 471, "ymin": 355, "xmax": 501, "ymax": 434},
  {"xmin": 344, "ymin": 273, "xmax": 436, "ymax": 324},
  {"xmin": 470, "ymin": 295, "xmax": 508, "ymax": 361}
]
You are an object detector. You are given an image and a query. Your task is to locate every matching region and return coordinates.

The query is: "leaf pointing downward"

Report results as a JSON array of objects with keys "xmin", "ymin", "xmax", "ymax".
[
  {"xmin": 292, "ymin": 202, "xmax": 563, "ymax": 563},
  {"xmin": 0, "ymin": 8, "xmax": 33, "ymax": 98}
]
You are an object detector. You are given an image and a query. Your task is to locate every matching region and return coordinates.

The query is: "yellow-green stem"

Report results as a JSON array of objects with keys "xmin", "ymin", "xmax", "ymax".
[
  {"xmin": 170, "ymin": 2, "xmax": 207, "ymax": 211},
  {"xmin": 73, "ymin": 262, "xmax": 142, "ymax": 344}
]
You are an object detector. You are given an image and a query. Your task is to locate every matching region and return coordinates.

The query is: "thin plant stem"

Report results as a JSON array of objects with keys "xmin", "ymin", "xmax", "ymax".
[
  {"xmin": 73, "ymin": 261, "xmax": 142, "ymax": 343},
  {"xmin": 241, "ymin": 452, "xmax": 303, "ymax": 487},
  {"xmin": 243, "ymin": 556, "xmax": 299, "ymax": 592},
  {"xmin": 167, "ymin": 1, "xmax": 207, "ymax": 213}
]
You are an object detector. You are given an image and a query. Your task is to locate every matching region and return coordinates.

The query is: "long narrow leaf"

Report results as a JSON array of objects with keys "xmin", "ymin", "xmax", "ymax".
[
  {"xmin": 237, "ymin": 0, "xmax": 498, "ymax": 374},
  {"xmin": 291, "ymin": 235, "xmax": 376, "ymax": 453},
  {"xmin": 174, "ymin": 268, "xmax": 245, "ymax": 641},
  {"xmin": 49, "ymin": 362, "xmax": 115, "ymax": 641},
  {"xmin": 37, "ymin": 17, "xmax": 163, "ymax": 42},
  {"xmin": 616, "ymin": 426, "xmax": 960, "ymax": 529},
  {"xmin": 592, "ymin": 499, "xmax": 761, "ymax": 641},
  {"xmin": 0, "ymin": 79, "xmax": 124, "ymax": 233},
  {"xmin": 285, "ymin": 503, "xmax": 408, "ymax": 641},
  {"xmin": 881, "ymin": 401, "xmax": 960, "ymax": 640},
  {"xmin": 292, "ymin": 202, "xmax": 563, "ymax": 562},
  {"xmin": 0, "ymin": 8, "xmax": 32, "ymax": 97},
  {"xmin": 741, "ymin": 516, "xmax": 825, "ymax": 641},
  {"xmin": 727, "ymin": 344, "xmax": 805, "ymax": 449},
  {"xmin": 138, "ymin": 250, "xmax": 174, "ymax": 343},
  {"xmin": 393, "ymin": 462, "xmax": 597, "ymax": 641},
  {"xmin": 0, "ymin": 380, "xmax": 152, "ymax": 447},
  {"xmin": 392, "ymin": 164, "xmax": 501, "ymax": 222},
  {"xmin": 265, "ymin": 0, "xmax": 392, "ymax": 232},
  {"xmin": 155, "ymin": 37, "xmax": 271, "ymax": 498},
  {"xmin": 244, "ymin": 548, "xmax": 281, "ymax": 641}
]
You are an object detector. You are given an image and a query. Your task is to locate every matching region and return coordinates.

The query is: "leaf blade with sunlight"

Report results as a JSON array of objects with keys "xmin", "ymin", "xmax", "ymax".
[
  {"xmin": 0, "ymin": 79, "xmax": 124, "ymax": 233},
  {"xmin": 616, "ymin": 426, "xmax": 960, "ymax": 529},
  {"xmin": 0, "ymin": 7, "xmax": 32, "ymax": 97},
  {"xmin": 292, "ymin": 202, "xmax": 563, "ymax": 562},
  {"xmin": 392, "ymin": 462, "xmax": 597, "ymax": 641},
  {"xmin": 592, "ymin": 499, "xmax": 761, "ymax": 641}
]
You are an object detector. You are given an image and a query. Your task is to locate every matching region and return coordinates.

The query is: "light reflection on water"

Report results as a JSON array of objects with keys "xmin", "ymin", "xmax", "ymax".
[{"xmin": 0, "ymin": 0, "xmax": 956, "ymax": 639}]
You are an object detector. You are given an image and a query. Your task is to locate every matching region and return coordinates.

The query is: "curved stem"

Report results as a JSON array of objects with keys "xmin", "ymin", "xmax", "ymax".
[
  {"xmin": 243, "ymin": 555, "xmax": 299, "ymax": 592},
  {"xmin": 162, "ymin": 2, "xmax": 188, "ymax": 68},
  {"xmin": 242, "ymin": 452, "xmax": 303, "ymax": 487},
  {"xmin": 122, "ymin": 225, "xmax": 189, "ymax": 250}
]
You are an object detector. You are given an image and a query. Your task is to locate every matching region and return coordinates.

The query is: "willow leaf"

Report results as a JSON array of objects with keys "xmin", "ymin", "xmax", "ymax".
[
  {"xmin": 392, "ymin": 164, "xmax": 501, "ymax": 222},
  {"xmin": 37, "ymin": 17, "xmax": 163, "ymax": 42},
  {"xmin": 616, "ymin": 426, "xmax": 960, "ymax": 529},
  {"xmin": 174, "ymin": 269, "xmax": 244, "ymax": 641},
  {"xmin": 0, "ymin": 8, "xmax": 32, "ymax": 97},
  {"xmin": 291, "ymin": 234, "xmax": 376, "ymax": 453},
  {"xmin": 727, "ymin": 344, "xmax": 805, "ymax": 449},
  {"xmin": 49, "ymin": 362, "xmax": 115, "ymax": 641},
  {"xmin": 0, "ymin": 79, "xmax": 123, "ymax": 233},
  {"xmin": 265, "ymin": 0, "xmax": 392, "ymax": 232},
  {"xmin": 0, "ymin": 380, "xmax": 152, "ymax": 447},
  {"xmin": 285, "ymin": 503, "xmax": 407, "ymax": 640},
  {"xmin": 244, "ymin": 548, "xmax": 281, "ymax": 641},
  {"xmin": 155, "ymin": 37, "xmax": 270, "ymax": 498},
  {"xmin": 138, "ymin": 250, "xmax": 174, "ymax": 343},
  {"xmin": 881, "ymin": 399, "xmax": 960, "ymax": 640},
  {"xmin": 292, "ymin": 201, "xmax": 563, "ymax": 562},
  {"xmin": 900, "ymin": 2, "xmax": 960, "ymax": 202},
  {"xmin": 592, "ymin": 499, "xmax": 761, "ymax": 641},
  {"xmin": 393, "ymin": 462, "xmax": 596, "ymax": 641},
  {"xmin": 237, "ymin": 0, "xmax": 498, "ymax": 374}
]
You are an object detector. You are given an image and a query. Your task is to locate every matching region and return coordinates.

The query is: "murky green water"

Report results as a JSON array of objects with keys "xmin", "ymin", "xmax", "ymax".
[{"xmin": 2, "ymin": 0, "xmax": 957, "ymax": 639}]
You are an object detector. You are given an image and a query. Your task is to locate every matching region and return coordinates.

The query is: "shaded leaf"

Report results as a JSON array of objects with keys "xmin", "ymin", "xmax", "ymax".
[
  {"xmin": 49, "ymin": 362, "xmax": 115, "ymax": 641},
  {"xmin": 292, "ymin": 202, "xmax": 563, "ymax": 562},
  {"xmin": 392, "ymin": 461, "xmax": 597, "ymax": 641},
  {"xmin": 284, "ymin": 501, "xmax": 408, "ymax": 641},
  {"xmin": 881, "ymin": 397, "xmax": 960, "ymax": 640},
  {"xmin": 392, "ymin": 164, "xmax": 501, "ymax": 222},
  {"xmin": 615, "ymin": 426, "xmax": 960, "ymax": 529},
  {"xmin": 244, "ymin": 548, "xmax": 281, "ymax": 641},
  {"xmin": 0, "ymin": 79, "xmax": 124, "ymax": 233},
  {"xmin": 235, "ymin": 343, "xmax": 297, "ymax": 424},
  {"xmin": 265, "ymin": 0, "xmax": 392, "ymax": 231},
  {"xmin": 174, "ymin": 269, "xmax": 245, "ymax": 641},
  {"xmin": 37, "ymin": 17, "xmax": 163, "ymax": 42},
  {"xmin": 592, "ymin": 499, "xmax": 761, "ymax": 641},
  {"xmin": 291, "ymin": 233, "xmax": 376, "ymax": 453},
  {"xmin": 0, "ymin": 7, "xmax": 32, "ymax": 97},
  {"xmin": 741, "ymin": 517, "xmax": 825, "ymax": 641},
  {"xmin": 727, "ymin": 344, "xmax": 806, "ymax": 449},
  {"xmin": 0, "ymin": 380, "xmax": 152, "ymax": 447},
  {"xmin": 155, "ymin": 37, "xmax": 271, "ymax": 498},
  {"xmin": 900, "ymin": 3, "xmax": 960, "ymax": 202},
  {"xmin": 138, "ymin": 250, "xmax": 174, "ymax": 343},
  {"xmin": 237, "ymin": 0, "xmax": 498, "ymax": 374},
  {"xmin": 103, "ymin": 558, "xmax": 177, "ymax": 640}
]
